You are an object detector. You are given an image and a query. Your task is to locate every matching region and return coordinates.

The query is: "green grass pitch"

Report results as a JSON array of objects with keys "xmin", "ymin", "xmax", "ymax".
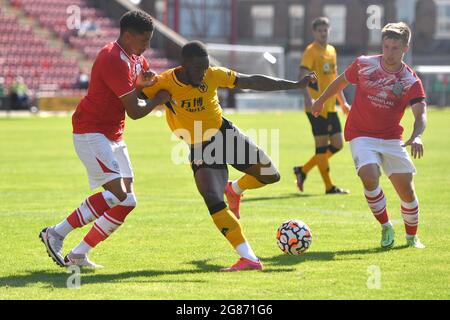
[{"xmin": 0, "ymin": 108, "xmax": 449, "ymax": 300}]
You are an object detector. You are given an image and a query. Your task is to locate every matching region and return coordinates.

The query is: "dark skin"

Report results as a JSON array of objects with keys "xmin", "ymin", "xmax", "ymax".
[
  {"xmin": 103, "ymin": 30, "xmax": 170, "ymax": 201},
  {"xmin": 175, "ymin": 55, "xmax": 317, "ymax": 90},
  {"xmin": 117, "ymin": 30, "xmax": 171, "ymax": 120},
  {"xmin": 170, "ymin": 55, "xmax": 317, "ymax": 208}
]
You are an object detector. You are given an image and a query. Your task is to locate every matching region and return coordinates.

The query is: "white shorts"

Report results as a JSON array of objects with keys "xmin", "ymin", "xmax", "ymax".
[
  {"xmin": 73, "ymin": 133, "xmax": 134, "ymax": 189},
  {"xmin": 349, "ymin": 136, "xmax": 416, "ymax": 177}
]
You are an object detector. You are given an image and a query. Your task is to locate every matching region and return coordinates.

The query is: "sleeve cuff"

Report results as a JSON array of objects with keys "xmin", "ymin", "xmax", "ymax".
[{"xmin": 118, "ymin": 88, "xmax": 135, "ymax": 98}]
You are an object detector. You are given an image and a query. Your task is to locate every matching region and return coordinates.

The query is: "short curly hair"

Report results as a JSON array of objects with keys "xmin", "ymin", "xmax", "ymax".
[
  {"xmin": 120, "ymin": 10, "xmax": 154, "ymax": 35},
  {"xmin": 181, "ymin": 41, "xmax": 208, "ymax": 59}
]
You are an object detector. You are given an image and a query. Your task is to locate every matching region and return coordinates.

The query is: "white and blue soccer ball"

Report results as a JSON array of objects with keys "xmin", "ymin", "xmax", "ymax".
[{"xmin": 276, "ymin": 219, "xmax": 312, "ymax": 255}]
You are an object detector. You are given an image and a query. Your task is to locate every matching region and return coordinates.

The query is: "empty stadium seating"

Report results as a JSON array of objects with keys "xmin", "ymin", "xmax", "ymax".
[
  {"xmin": 0, "ymin": 8, "xmax": 80, "ymax": 93},
  {"xmin": 1, "ymin": 0, "xmax": 175, "ymax": 96}
]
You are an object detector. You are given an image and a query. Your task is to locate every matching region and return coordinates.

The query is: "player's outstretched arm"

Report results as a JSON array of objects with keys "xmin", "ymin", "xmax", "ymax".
[
  {"xmin": 311, "ymin": 73, "xmax": 349, "ymax": 117},
  {"xmin": 402, "ymin": 101, "xmax": 427, "ymax": 159},
  {"xmin": 121, "ymin": 89, "xmax": 171, "ymax": 120},
  {"xmin": 234, "ymin": 72, "xmax": 317, "ymax": 91}
]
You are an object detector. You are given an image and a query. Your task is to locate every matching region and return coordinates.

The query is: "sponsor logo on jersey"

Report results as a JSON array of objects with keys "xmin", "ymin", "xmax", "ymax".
[{"xmin": 392, "ymin": 82, "xmax": 404, "ymax": 97}]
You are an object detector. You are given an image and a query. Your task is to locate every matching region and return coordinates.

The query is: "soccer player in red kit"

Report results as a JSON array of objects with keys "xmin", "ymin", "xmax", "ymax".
[
  {"xmin": 311, "ymin": 22, "xmax": 427, "ymax": 249},
  {"xmin": 39, "ymin": 10, "xmax": 169, "ymax": 268}
]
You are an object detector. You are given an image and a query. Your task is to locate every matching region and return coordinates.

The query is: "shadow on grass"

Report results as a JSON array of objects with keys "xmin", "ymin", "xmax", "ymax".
[
  {"xmin": 1, "ymin": 246, "xmax": 410, "ymax": 288},
  {"xmin": 265, "ymin": 245, "xmax": 410, "ymax": 266},
  {"xmin": 0, "ymin": 270, "xmax": 206, "ymax": 289},
  {"xmin": 0, "ymin": 260, "xmax": 219, "ymax": 289},
  {"xmin": 0, "ymin": 258, "xmax": 296, "ymax": 288},
  {"xmin": 190, "ymin": 259, "xmax": 295, "ymax": 274}
]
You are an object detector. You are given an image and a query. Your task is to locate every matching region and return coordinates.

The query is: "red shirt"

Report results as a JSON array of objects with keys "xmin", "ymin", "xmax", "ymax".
[
  {"xmin": 344, "ymin": 55, "xmax": 425, "ymax": 141},
  {"xmin": 72, "ymin": 41, "xmax": 149, "ymax": 141}
]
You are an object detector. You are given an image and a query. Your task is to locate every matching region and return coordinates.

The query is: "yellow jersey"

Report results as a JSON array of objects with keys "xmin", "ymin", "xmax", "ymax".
[
  {"xmin": 142, "ymin": 66, "xmax": 236, "ymax": 145},
  {"xmin": 300, "ymin": 42, "xmax": 338, "ymax": 117}
]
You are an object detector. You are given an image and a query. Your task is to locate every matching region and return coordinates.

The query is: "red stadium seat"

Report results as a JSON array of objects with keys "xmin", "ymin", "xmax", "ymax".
[{"xmin": 2, "ymin": 0, "xmax": 175, "ymax": 94}]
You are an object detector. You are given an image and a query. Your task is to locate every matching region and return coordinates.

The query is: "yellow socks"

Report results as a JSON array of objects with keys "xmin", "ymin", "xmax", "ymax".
[
  {"xmin": 300, "ymin": 145, "xmax": 340, "ymax": 191},
  {"xmin": 302, "ymin": 155, "xmax": 319, "ymax": 174},
  {"xmin": 316, "ymin": 154, "xmax": 333, "ymax": 191},
  {"xmin": 211, "ymin": 208, "xmax": 246, "ymax": 248},
  {"xmin": 236, "ymin": 174, "xmax": 266, "ymax": 191}
]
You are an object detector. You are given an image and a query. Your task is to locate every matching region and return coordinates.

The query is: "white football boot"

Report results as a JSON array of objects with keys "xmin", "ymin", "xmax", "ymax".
[
  {"xmin": 64, "ymin": 251, "xmax": 104, "ymax": 269},
  {"xmin": 39, "ymin": 227, "xmax": 65, "ymax": 267}
]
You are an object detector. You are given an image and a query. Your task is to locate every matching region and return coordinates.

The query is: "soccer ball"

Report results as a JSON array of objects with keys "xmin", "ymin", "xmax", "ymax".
[{"xmin": 276, "ymin": 219, "xmax": 312, "ymax": 255}]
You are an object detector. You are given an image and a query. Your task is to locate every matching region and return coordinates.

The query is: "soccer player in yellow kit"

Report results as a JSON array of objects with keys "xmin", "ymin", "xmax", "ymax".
[
  {"xmin": 294, "ymin": 17, "xmax": 351, "ymax": 194},
  {"xmin": 143, "ymin": 41, "xmax": 316, "ymax": 271}
]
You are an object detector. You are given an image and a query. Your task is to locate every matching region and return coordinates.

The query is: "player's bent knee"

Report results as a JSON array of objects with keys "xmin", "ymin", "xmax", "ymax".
[
  {"xmin": 358, "ymin": 165, "xmax": 380, "ymax": 178},
  {"xmin": 256, "ymin": 160, "xmax": 280, "ymax": 184},
  {"xmin": 104, "ymin": 179, "xmax": 128, "ymax": 202},
  {"xmin": 106, "ymin": 193, "xmax": 137, "ymax": 223},
  {"xmin": 360, "ymin": 175, "xmax": 379, "ymax": 189},
  {"xmin": 258, "ymin": 171, "xmax": 281, "ymax": 185},
  {"xmin": 112, "ymin": 191, "xmax": 128, "ymax": 202},
  {"xmin": 122, "ymin": 193, "xmax": 137, "ymax": 208},
  {"xmin": 316, "ymin": 146, "xmax": 328, "ymax": 154},
  {"xmin": 329, "ymin": 144, "xmax": 342, "ymax": 154},
  {"xmin": 270, "ymin": 171, "xmax": 281, "ymax": 184}
]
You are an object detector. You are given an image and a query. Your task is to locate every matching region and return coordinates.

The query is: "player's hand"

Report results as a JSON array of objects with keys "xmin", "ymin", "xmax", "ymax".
[
  {"xmin": 402, "ymin": 136, "xmax": 424, "ymax": 159},
  {"xmin": 304, "ymin": 98, "xmax": 315, "ymax": 112},
  {"xmin": 136, "ymin": 70, "xmax": 157, "ymax": 89},
  {"xmin": 298, "ymin": 72, "xmax": 317, "ymax": 89},
  {"xmin": 341, "ymin": 102, "xmax": 351, "ymax": 116},
  {"xmin": 311, "ymin": 99, "xmax": 325, "ymax": 117},
  {"xmin": 153, "ymin": 89, "xmax": 171, "ymax": 105}
]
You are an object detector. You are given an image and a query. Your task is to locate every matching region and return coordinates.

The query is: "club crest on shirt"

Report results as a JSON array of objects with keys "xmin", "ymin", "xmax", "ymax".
[
  {"xmin": 198, "ymin": 82, "xmax": 208, "ymax": 93},
  {"xmin": 112, "ymin": 160, "xmax": 120, "ymax": 172},
  {"xmin": 392, "ymin": 82, "xmax": 404, "ymax": 97}
]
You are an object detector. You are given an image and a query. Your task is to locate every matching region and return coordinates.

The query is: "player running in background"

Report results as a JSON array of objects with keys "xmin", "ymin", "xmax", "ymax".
[
  {"xmin": 39, "ymin": 10, "xmax": 169, "ymax": 268},
  {"xmin": 311, "ymin": 22, "xmax": 427, "ymax": 249},
  {"xmin": 142, "ymin": 41, "xmax": 317, "ymax": 271},
  {"xmin": 294, "ymin": 17, "xmax": 351, "ymax": 195}
]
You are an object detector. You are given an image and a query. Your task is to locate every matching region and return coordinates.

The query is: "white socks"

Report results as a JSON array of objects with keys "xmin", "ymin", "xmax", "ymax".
[
  {"xmin": 235, "ymin": 242, "xmax": 259, "ymax": 262},
  {"xmin": 401, "ymin": 199, "xmax": 419, "ymax": 237},
  {"xmin": 382, "ymin": 221, "xmax": 393, "ymax": 228},
  {"xmin": 72, "ymin": 240, "xmax": 93, "ymax": 255},
  {"xmin": 364, "ymin": 186, "xmax": 381, "ymax": 198},
  {"xmin": 53, "ymin": 220, "xmax": 74, "ymax": 238},
  {"xmin": 231, "ymin": 181, "xmax": 244, "ymax": 195}
]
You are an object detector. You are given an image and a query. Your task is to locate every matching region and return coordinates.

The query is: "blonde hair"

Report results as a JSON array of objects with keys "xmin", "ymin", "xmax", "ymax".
[{"xmin": 381, "ymin": 22, "xmax": 411, "ymax": 46}]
